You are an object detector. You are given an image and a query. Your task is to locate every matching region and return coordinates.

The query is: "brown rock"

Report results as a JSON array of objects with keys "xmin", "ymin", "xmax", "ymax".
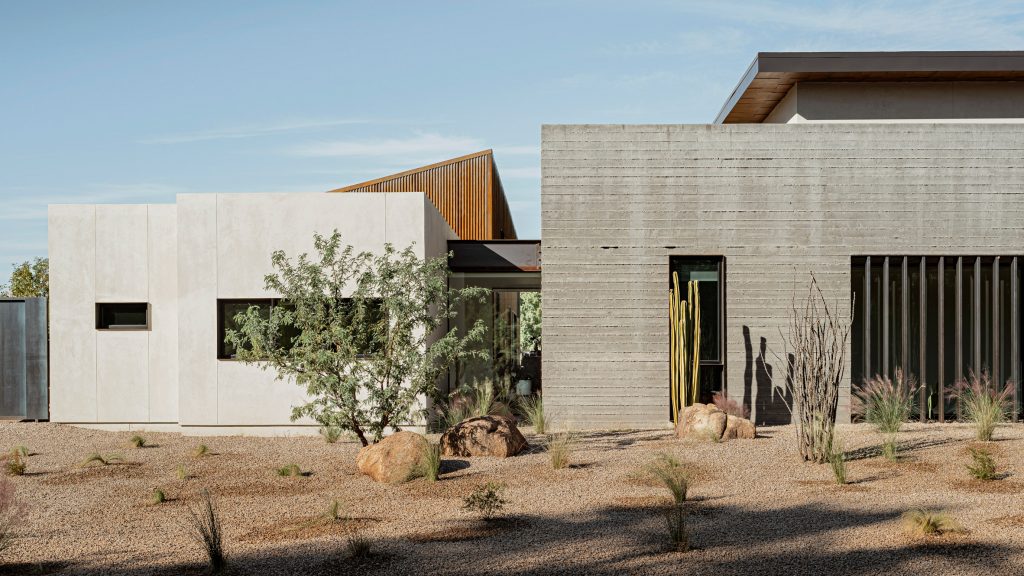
[
  {"xmin": 440, "ymin": 415, "xmax": 528, "ymax": 458},
  {"xmin": 676, "ymin": 403, "xmax": 728, "ymax": 440},
  {"xmin": 722, "ymin": 415, "xmax": 757, "ymax": 440},
  {"xmin": 356, "ymin": 431, "xmax": 428, "ymax": 483}
]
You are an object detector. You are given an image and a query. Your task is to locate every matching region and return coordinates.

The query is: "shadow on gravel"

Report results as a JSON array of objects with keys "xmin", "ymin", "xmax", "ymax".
[
  {"xmin": 53, "ymin": 499, "xmax": 1021, "ymax": 576},
  {"xmin": 846, "ymin": 435, "xmax": 960, "ymax": 462}
]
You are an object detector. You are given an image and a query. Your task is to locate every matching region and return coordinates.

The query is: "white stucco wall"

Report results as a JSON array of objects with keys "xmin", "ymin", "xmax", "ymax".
[
  {"xmin": 49, "ymin": 204, "xmax": 178, "ymax": 424},
  {"xmin": 49, "ymin": 192, "xmax": 453, "ymax": 434}
]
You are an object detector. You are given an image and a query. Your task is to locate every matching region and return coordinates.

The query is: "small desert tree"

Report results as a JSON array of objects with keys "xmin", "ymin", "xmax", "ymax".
[
  {"xmin": 782, "ymin": 274, "xmax": 851, "ymax": 463},
  {"xmin": 225, "ymin": 230, "xmax": 487, "ymax": 446},
  {"xmin": 0, "ymin": 257, "xmax": 48, "ymax": 298}
]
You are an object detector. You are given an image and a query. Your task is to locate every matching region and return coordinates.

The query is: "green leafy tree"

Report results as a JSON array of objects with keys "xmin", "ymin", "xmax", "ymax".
[
  {"xmin": 225, "ymin": 230, "xmax": 488, "ymax": 446},
  {"xmin": 0, "ymin": 258, "xmax": 48, "ymax": 298},
  {"xmin": 519, "ymin": 291, "xmax": 541, "ymax": 352}
]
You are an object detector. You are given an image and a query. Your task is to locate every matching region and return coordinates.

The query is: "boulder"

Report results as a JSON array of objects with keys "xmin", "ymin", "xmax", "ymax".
[
  {"xmin": 356, "ymin": 431, "xmax": 429, "ymax": 483},
  {"xmin": 440, "ymin": 415, "xmax": 528, "ymax": 458},
  {"xmin": 676, "ymin": 403, "xmax": 728, "ymax": 440},
  {"xmin": 722, "ymin": 415, "xmax": 757, "ymax": 440}
]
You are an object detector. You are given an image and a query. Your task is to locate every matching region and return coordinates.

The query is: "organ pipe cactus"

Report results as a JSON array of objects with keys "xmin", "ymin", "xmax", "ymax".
[{"xmin": 669, "ymin": 272, "xmax": 701, "ymax": 426}]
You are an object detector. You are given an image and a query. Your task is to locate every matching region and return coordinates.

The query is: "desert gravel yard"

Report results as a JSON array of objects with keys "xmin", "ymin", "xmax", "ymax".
[{"xmin": 1, "ymin": 421, "xmax": 1023, "ymax": 575}]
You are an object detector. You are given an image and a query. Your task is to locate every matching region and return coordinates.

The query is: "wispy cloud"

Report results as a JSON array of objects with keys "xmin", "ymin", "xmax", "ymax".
[
  {"xmin": 607, "ymin": 27, "xmax": 748, "ymax": 56},
  {"xmin": 142, "ymin": 118, "xmax": 373, "ymax": 144},
  {"xmin": 1, "ymin": 183, "xmax": 187, "ymax": 222},
  {"xmin": 289, "ymin": 132, "xmax": 482, "ymax": 158},
  {"xmin": 671, "ymin": 0, "xmax": 1024, "ymax": 49}
]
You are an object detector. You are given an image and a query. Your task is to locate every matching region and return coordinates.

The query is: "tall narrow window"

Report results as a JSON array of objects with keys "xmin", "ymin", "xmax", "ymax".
[{"xmin": 669, "ymin": 256, "xmax": 725, "ymax": 405}]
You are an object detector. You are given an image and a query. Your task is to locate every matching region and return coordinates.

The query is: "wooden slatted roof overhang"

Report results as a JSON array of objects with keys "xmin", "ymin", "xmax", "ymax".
[
  {"xmin": 715, "ymin": 51, "xmax": 1024, "ymax": 124},
  {"xmin": 328, "ymin": 150, "xmax": 518, "ymax": 241}
]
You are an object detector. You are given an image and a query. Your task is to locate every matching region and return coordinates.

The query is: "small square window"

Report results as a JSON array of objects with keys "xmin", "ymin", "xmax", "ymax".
[{"xmin": 96, "ymin": 303, "xmax": 150, "ymax": 330}]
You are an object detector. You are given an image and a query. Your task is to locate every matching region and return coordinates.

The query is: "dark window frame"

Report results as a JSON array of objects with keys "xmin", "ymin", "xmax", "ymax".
[
  {"xmin": 216, "ymin": 297, "xmax": 385, "ymax": 360},
  {"xmin": 668, "ymin": 256, "xmax": 727, "ymax": 409},
  {"xmin": 95, "ymin": 302, "xmax": 150, "ymax": 331}
]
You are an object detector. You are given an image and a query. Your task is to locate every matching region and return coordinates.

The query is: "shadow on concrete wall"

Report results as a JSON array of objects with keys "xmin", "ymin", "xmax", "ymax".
[{"xmin": 743, "ymin": 325, "xmax": 792, "ymax": 426}]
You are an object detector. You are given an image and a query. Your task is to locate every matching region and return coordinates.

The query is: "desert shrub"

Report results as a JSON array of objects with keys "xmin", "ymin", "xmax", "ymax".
[
  {"xmin": 319, "ymin": 426, "xmax": 343, "ymax": 444},
  {"xmin": 0, "ymin": 477, "xmax": 26, "ymax": 554},
  {"xmin": 346, "ymin": 533, "xmax": 372, "ymax": 559},
  {"xmin": 412, "ymin": 443, "xmax": 442, "ymax": 482},
  {"xmin": 711, "ymin": 391, "xmax": 749, "ymax": 419},
  {"xmin": 783, "ymin": 274, "xmax": 850, "ymax": 463},
  {"xmin": 79, "ymin": 452, "xmax": 123, "ymax": 467},
  {"xmin": 223, "ymin": 230, "xmax": 489, "ymax": 447},
  {"xmin": 853, "ymin": 370, "xmax": 917, "ymax": 434},
  {"xmin": 902, "ymin": 509, "xmax": 962, "ymax": 537},
  {"xmin": 129, "ymin": 435, "xmax": 147, "ymax": 448},
  {"xmin": 176, "ymin": 464, "xmax": 188, "ymax": 481},
  {"xmin": 276, "ymin": 464, "xmax": 302, "ymax": 477},
  {"xmin": 193, "ymin": 444, "xmax": 210, "ymax": 458},
  {"xmin": 966, "ymin": 448, "xmax": 997, "ymax": 481},
  {"xmin": 546, "ymin": 432, "xmax": 576, "ymax": 470},
  {"xmin": 664, "ymin": 504, "xmax": 689, "ymax": 552},
  {"xmin": 184, "ymin": 489, "xmax": 226, "ymax": 573},
  {"xmin": 648, "ymin": 454, "xmax": 690, "ymax": 504},
  {"xmin": 463, "ymin": 482, "xmax": 506, "ymax": 520},
  {"xmin": 949, "ymin": 371, "xmax": 1013, "ymax": 441},
  {"xmin": 3, "ymin": 450, "xmax": 26, "ymax": 477},
  {"xmin": 151, "ymin": 488, "xmax": 166, "ymax": 505},
  {"xmin": 518, "ymin": 395, "xmax": 548, "ymax": 434},
  {"xmin": 12, "ymin": 446, "xmax": 29, "ymax": 458}
]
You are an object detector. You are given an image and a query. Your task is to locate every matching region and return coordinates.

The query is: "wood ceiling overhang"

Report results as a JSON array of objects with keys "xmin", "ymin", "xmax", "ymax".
[
  {"xmin": 715, "ymin": 51, "xmax": 1024, "ymax": 124},
  {"xmin": 328, "ymin": 149, "xmax": 518, "ymax": 241}
]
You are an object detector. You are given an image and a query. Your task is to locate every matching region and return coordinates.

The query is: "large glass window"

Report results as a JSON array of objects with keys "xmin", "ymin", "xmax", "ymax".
[
  {"xmin": 851, "ymin": 256, "xmax": 1022, "ymax": 421},
  {"xmin": 669, "ymin": 256, "xmax": 725, "ymax": 403}
]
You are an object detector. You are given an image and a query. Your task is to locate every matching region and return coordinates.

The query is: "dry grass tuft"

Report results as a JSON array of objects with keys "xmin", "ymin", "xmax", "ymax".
[
  {"xmin": 966, "ymin": 448, "xmax": 998, "ymax": 481},
  {"xmin": 902, "ymin": 509, "xmax": 963, "ymax": 537},
  {"xmin": 129, "ymin": 435, "xmax": 147, "ymax": 448},
  {"xmin": 949, "ymin": 371, "xmax": 1013, "ymax": 441},
  {"xmin": 184, "ymin": 489, "xmax": 226, "ymax": 573},
  {"xmin": 546, "ymin": 432, "xmax": 576, "ymax": 470},
  {"xmin": 150, "ymin": 488, "xmax": 167, "ymax": 505},
  {"xmin": 647, "ymin": 454, "xmax": 690, "ymax": 504},
  {"xmin": 346, "ymin": 533, "xmax": 372, "ymax": 559},
  {"xmin": 78, "ymin": 452, "xmax": 123, "ymax": 467},
  {"xmin": 3, "ymin": 450, "xmax": 26, "ymax": 477},
  {"xmin": 275, "ymin": 464, "xmax": 303, "ymax": 477},
  {"xmin": 192, "ymin": 444, "xmax": 211, "ymax": 458},
  {"xmin": 518, "ymin": 395, "xmax": 548, "ymax": 434}
]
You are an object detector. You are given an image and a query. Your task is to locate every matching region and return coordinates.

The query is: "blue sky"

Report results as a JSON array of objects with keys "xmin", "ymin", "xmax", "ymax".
[{"xmin": 3, "ymin": 1, "xmax": 1024, "ymax": 267}]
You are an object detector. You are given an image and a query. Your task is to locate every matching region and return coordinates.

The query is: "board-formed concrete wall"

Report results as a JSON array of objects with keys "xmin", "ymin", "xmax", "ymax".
[
  {"xmin": 49, "ymin": 192, "xmax": 454, "ymax": 434},
  {"xmin": 541, "ymin": 123, "xmax": 1024, "ymax": 429}
]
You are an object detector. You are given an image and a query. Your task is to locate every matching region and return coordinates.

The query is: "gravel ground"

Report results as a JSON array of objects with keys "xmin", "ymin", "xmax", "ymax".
[{"xmin": 1, "ymin": 421, "xmax": 1023, "ymax": 576}]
